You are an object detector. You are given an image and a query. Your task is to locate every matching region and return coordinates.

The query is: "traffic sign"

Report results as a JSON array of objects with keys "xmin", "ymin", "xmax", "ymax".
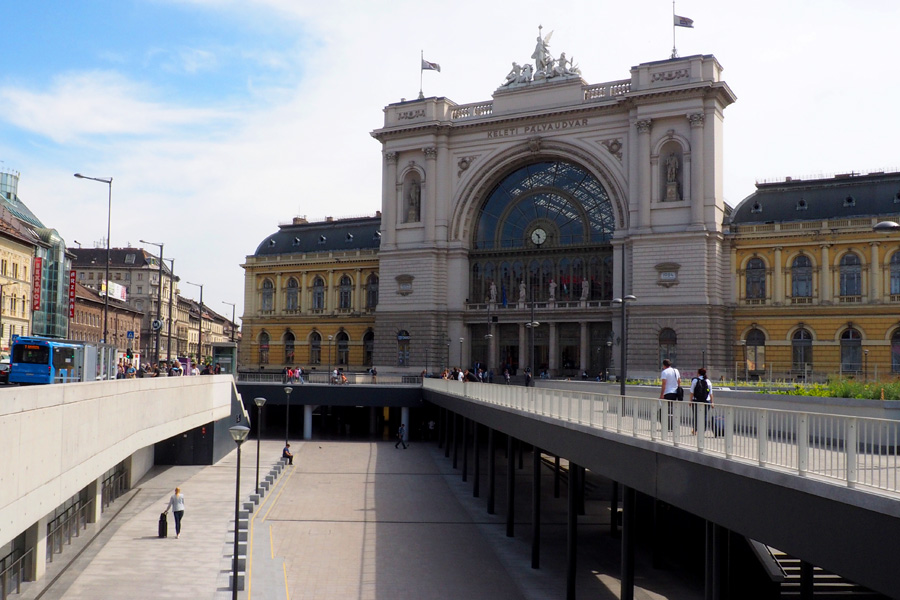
[
  {"xmin": 127, "ymin": 330, "xmax": 135, "ymax": 339},
  {"xmin": 151, "ymin": 319, "xmax": 163, "ymax": 331}
]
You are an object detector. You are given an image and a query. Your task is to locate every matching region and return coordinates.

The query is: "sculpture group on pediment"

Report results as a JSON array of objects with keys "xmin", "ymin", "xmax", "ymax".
[{"xmin": 501, "ymin": 26, "xmax": 582, "ymax": 89}]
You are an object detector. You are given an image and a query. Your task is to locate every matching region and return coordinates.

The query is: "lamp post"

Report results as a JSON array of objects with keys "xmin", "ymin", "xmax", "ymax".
[
  {"xmin": 228, "ymin": 424, "xmax": 250, "ymax": 600},
  {"xmin": 253, "ymin": 397, "xmax": 267, "ymax": 495},
  {"xmin": 612, "ymin": 295, "xmax": 637, "ymax": 397},
  {"xmin": 140, "ymin": 239, "xmax": 164, "ymax": 367},
  {"xmin": 606, "ymin": 339, "xmax": 613, "ymax": 381},
  {"xmin": 459, "ymin": 337, "xmax": 464, "ymax": 370},
  {"xmin": 186, "ymin": 281, "xmax": 204, "ymax": 366},
  {"xmin": 327, "ymin": 334, "xmax": 334, "ymax": 383},
  {"xmin": 864, "ymin": 348, "xmax": 869, "ymax": 382},
  {"xmin": 283, "ymin": 386, "xmax": 292, "ymax": 445},
  {"xmin": 222, "ymin": 301, "xmax": 236, "ymax": 343},
  {"xmin": 165, "ymin": 258, "xmax": 175, "ymax": 361},
  {"xmin": 526, "ymin": 282, "xmax": 540, "ymax": 384},
  {"xmin": 74, "ymin": 173, "xmax": 112, "ymax": 343}
]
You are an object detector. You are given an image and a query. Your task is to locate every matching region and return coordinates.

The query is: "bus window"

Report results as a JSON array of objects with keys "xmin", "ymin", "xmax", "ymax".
[
  {"xmin": 13, "ymin": 344, "xmax": 50, "ymax": 364},
  {"xmin": 53, "ymin": 348, "xmax": 76, "ymax": 370}
]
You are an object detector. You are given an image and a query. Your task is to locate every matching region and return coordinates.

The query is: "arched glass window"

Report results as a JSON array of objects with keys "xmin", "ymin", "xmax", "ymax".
[
  {"xmin": 892, "ymin": 330, "xmax": 900, "ymax": 373},
  {"xmin": 312, "ymin": 277, "xmax": 325, "ymax": 310},
  {"xmin": 840, "ymin": 328, "xmax": 862, "ymax": 373},
  {"xmin": 285, "ymin": 278, "xmax": 299, "ymax": 311},
  {"xmin": 746, "ymin": 328, "xmax": 766, "ymax": 373},
  {"xmin": 309, "ymin": 331, "xmax": 322, "ymax": 364},
  {"xmin": 261, "ymin": 279, "xmax": 274, "ymax": 311},
  {"xmin": 397, "ymin": 330, "xmax": 410, "ymax": 366},
  {"xmin": 791, "ymin": 255, "xmax": 812, "ymax": 298},
  {"xmin": 363, "ymin": 330, "xmax": 375, "ymax": 366},
  {"xmin": 792, "ymin": 329, "xmax": 812, "ymax": 373},
  {"xmin": 839, "ymin": 253, "xmax": 862, "ymax": 297},
  {"xmin": 258, "ymin": 331, "xmax": 270, "ymax": 365},
  {"xmin": 745, "ymin": 258, "xmax": 766, "ymax": 300},
  {"xmin": 283, "ymin": 331, "xmax": 295, "ymax": 364},
  {"xmin": 338, "ymin": 275, "xmax": 352, "ymax": 310},
  {"xmin": 366, "ymin": 274, "xmax": 379, "ymax": 309},
  {"xmin": 658, "ymin": 328, "xmax": 677, "ymax": 366},
  {"xmin": 336, "ymin": 331, "xmax": 350, "ymax": 365},
  {"xmin": 890, "ymin": 252, "xmax": 900, "ymax": 296}
]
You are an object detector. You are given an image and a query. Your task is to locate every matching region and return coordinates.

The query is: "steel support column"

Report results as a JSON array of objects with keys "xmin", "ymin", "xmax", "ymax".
[
  {"xmin": 473, "ymin": 423, "xmax": 481, "ymax": 498},
  {"xmin": 532, "ymin": 446, "xmax": 542, "ymax": 569},
  {"xmin": 462, "ymin": 417, "xmax": 469, "ymax": 482},
  {"xmin": 506, "ymin": 435, "xmax": 515, "ymax": 537},
  {"xmin": 488, "ymin": 428, "xmax": 496, "ymax": 514},
  {"xmin": 621, "ymin": 486, "xmax": 636, "ymax": 600},
  {"xmin": 566, "ymin": 460, "xmax": 578, "ymax": 600}
]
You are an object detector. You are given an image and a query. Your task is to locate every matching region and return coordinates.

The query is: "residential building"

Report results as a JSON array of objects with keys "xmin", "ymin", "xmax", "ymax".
[
  {"xmin": 71, "ymin": 283, "xmax": 144, "ymax": 361},
  {"xmin": 0, "ymin": 205, "xmax": 37, "ymax": 356}
]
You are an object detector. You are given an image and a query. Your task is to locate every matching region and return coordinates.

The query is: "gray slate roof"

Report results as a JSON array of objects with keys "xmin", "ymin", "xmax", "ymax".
[
  {"xmin": 253, "ymin": 216, "xmax": 381, "ymax": 256},
  {"xmin": 730, "ymin": 172, "xmax": 900, "ymax": 225}
]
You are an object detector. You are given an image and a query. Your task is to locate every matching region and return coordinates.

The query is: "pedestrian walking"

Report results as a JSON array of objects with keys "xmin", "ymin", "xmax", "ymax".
[
  {"xmin": 395, "ymin": 423, "xmax": 408, "ymax": 449},
  {"xmin": 659, "ymin": 359, "xmax": 682, "ymax": 430},
  {"xmin": 165, "ymin": 487, "xmax": 185, "ymax": 539},
  {"xmin": 690, "ymin": 368, "xmax": 714, "ymax": 435}
]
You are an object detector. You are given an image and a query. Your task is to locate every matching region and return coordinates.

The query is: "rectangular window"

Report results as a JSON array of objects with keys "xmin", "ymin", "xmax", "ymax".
[
  {"xmin": 12, "ymin": 263, "xmax": 18, "ymax": 278},
  {"xmin": 137, "ymin": 273, "xmax": 143, "ymax": 281},
  {"xmin": 137, "ymin": 286, "xmax": 143, "ymax": 294}
]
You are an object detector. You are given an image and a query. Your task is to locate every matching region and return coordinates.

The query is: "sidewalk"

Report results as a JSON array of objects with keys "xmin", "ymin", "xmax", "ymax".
[{"xmin": 24, "ymin": 438, "xmax": 701, "ymax": 600}]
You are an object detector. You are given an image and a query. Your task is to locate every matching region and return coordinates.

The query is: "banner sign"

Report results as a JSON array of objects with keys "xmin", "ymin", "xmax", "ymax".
[
  {"xmin": 32, "ymin": 257, "xmax": 42, "ymax": 311},
  {"xmin": 68, "ymin": 270, "xmax": 77, "ymax": 318}
]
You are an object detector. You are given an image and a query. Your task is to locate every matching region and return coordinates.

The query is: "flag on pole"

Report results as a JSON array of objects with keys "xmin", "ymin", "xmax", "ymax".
[
  {"xmin": 674, "ymin": 14, "xmax": 694, "ymax": 28},
  {"xmin": 421, "ymin": 59, "xmax": 441, "ymax": 72}
]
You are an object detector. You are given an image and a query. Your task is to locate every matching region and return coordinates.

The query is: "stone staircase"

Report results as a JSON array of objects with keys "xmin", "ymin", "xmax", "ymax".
[{"xmin": 769, "ymin": 548, "xmax": 888, "ymax": 599}]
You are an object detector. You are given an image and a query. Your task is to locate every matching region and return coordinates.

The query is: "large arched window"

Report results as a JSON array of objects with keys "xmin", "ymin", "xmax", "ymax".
[
  {"xmin": 746, "ymin": 328, "xmax": 766, "ymax": 374},
  {"xmin": 338, "ymin": 275, "xmax": 352, "ymax": 310},
  {"xmin": 890, "ymin": 252, "xmax": 900, "ymax": 296},
  {"xmin": 285, "ymin": 278, "xmax": 299, "ymax": 311},
  {"xmin": 791, "ymin": 255, "xmax": 812, "ymax": 299},
  {"xmin": 397, "ymin": 330, "xmax": 410, "ymax": 366},
  {"xmin": 258, "ymin": 331, "xmax": 270, "ymax": 365},
  {"xmin": 792, "ymin": 329, "xmax": 812, "ymax": 373},
  {"xmin": 839, "ymin": 253, "xmax": 862, "ymax": 297},
  {"xmin": 261, "ymin": 279, "xmax": 274, "ymax": 311},
  {"xmin": 363, "ymin": 330, "xmax": 375, "ymax": 366},
  {"xmin": 309, "ymin": 331, "xmax": 322, "ymax": 364},
  {"xmin": 745, "ymin": 258, "xmax": 766, "ymax": 300},
  {"xmin": 892, "ymin": 330, "xmax": 900, "ymax": 373},
  {"xmin": 283, "ymin": 331, "xmax": 295, "ymax": 364},
  {"xmin": 658, "ymin": 328, "xmax": 677, "ymax": 366},
  {"xmin": 365, "ymin": 274, "xmax": 379, "ymax": 309},
  {"xmin": 840, "ymin": 328, "xmax": 862, "ymax": 373},
  {"xmin": 336, "ymin": 331, "xmax": 350, "ymax": 365},
  {"xmin": 312, "ymin": 277, "xmax": 325, "ymax": 311}
]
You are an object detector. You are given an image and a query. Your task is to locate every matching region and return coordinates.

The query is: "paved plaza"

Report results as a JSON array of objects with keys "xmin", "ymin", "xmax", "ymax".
[{"xmin": 21, "ymin": 437, "xmax": 702, "ymax": 600}]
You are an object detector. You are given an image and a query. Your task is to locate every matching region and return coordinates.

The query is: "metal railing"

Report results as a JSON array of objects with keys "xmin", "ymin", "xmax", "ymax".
[
  {"xmin": 101, "ymin": 471, "xmax": 128, "ymax": 510},
  {"xmin": 0, "ymin": 549, "xmax": 31, "ymax": 600},
  {"xmin": 237, "ymin": 372, "xmax": 422, "ymax": 385},
  {"xmin": 425, "ymin": 379, "xmax": 900, "ymax": 495},
  {"xmin": 46, "ymin": 501, "xmax": 92, "ymax": 564}
]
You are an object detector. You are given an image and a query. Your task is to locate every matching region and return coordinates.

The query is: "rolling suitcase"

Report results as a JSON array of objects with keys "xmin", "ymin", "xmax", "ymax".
[{"xmin": 158, "ymin": 512, "xmax": 168, "ymax": 538}]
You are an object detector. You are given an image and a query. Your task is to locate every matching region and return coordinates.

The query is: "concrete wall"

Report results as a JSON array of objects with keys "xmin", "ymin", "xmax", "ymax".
[{"xmin": 0, "ymin": 375, "xmax": 234, "ymax": 550}]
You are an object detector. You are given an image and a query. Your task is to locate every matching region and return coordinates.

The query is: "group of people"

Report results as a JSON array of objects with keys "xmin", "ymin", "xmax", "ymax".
[
  {"xmin": 115, "ymin": 359, "xmax": 222, "ymax": 379},
  {"xmin": 439, "ymin": 367, "xmax": 493, "ymax": 383},
  {"xmin": 282, "ymin": 366, "xmax": 305, "ymax": 384},
  {"xmin": 659, "ymin": 359, "xmax": 714, "ymax": 435}
]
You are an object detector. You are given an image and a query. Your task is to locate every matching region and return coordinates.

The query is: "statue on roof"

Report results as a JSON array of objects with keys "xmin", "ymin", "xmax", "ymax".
[
  {"xmin": 499, "ymin": 27, "xmax": 581, "ymax": 89},
  {"xmin": 531, "ymin": 27, "xmax": 554, "ymax": 76}
]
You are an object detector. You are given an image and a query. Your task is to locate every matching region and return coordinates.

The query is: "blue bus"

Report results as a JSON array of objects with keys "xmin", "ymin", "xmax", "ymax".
[{"xmin": 10, "ymin": 338, "xmax": 87, "ymax": 385}]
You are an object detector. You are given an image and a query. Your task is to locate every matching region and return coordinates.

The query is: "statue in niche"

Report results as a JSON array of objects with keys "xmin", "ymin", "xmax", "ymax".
[
  {"xmin": 519, "ymin": 280, "xmax": 527, "ymax": 303},
  {"xmin": 406, "ymin": 179, "xmax": 421, "ymax": 222},
  {"xmin": 581, "ymin": 279, "xmax": 590, "ymax": 300},
  {"xmin": 548, "ymin": 278, "xmax": 557, "ymax": 301},
  {"xmin": 665, "ymin": 152, "xmax": 682, "ymax": 201},
  {"xmin": 489, "ymin": 281, "xmax": 497, "ymax": 303}
]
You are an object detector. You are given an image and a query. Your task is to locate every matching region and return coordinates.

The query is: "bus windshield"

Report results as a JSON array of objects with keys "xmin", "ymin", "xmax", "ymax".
[{"xmin": 13, "ymin": 344, "xmax": 50, "ymax": 364}]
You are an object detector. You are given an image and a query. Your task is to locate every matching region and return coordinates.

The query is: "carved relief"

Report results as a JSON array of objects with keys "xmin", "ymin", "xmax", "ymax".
[
  {"xmin": 601, "ymin": 139, "xmax": 623, "ymax": 161},
  {"xmin": 395, "ymin": 274, "xmax": 414, "ymax": 296},
  {"xmin": 424, "ymin": 147, "xmax": 437, "ymax": 160},
  {"xmin": 385, "ymin": 151, "xmax": 398, "ymax": 164},
  {"xmin": 457, "ymin": 156, "xmax": 476, "ymax": 177},
  {"xmin": 651, "ymin": 69, "xmax": 689, "ymax": 82},
  {"xmin": 635, "ymin": 119, "xmax": 652, "ymax": 134},
  {"xmin": 688, "ymin": 113, "xmax": 705, "ymax": 128},
  {"xmin": 527, "ymin": 137, "xmax": 543, "ymax": 153}
]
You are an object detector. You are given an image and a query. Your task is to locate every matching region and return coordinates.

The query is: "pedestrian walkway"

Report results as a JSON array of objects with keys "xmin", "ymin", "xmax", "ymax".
[{"xmin": 22, "ymin": 438, "xmax": 701, "ymax": 600}]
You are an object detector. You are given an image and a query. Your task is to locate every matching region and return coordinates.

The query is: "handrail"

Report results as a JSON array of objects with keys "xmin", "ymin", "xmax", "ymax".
[
  {"xmin": 46, "ymin": 500, "xmax": 92, "ymax": 564},
  {"xmin": 0, "ymin": 548, "xmax": 32, "ymax": 600},
  {"xmin": 424, "ymin": 379, "xmax": 900, "ymax": 495},
  {"xmin": 236, "ymin": 372, "xmax": 422, "ymax": 385}
]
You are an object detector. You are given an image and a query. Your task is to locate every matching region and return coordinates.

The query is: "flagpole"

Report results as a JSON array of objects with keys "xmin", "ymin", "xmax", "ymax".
[
  {"xmin": 419, "ymin": 50, "xmax": 424, "ymax": 99},
  {"xmin": 671, "ymin": 1, "xmax": 678, "ymax": 59}
]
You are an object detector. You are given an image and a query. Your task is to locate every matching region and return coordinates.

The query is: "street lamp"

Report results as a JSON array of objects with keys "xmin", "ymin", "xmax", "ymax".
[
  {"xmin": 165, "ymin": 258, "xmax": 175, "ymax": 361},
  {"xmin": 228, "ymin": 424, "xmax": 250, "ymax": 600},
  {"xmin": 185, "ymin": 281, "xmax": 204, "ymax": 367},
  {"xmin": 140, "ymin": 239, "xmax": 165, "ymax": 367},
  {"xmin": 612, "ymin": 295, "xmax": 637, "ymax": 397},
  {"xmin": 459, "ymin": 337, "xmax": 464, "ymax": 369},
  {"xmin": 74, "ymin": 173, "xmax": 112, "ymax": 343},
  {"xmin": 283, "ymin": 386, "xmax": 292, "ymax": 445},
  {"xmin": 222, "ymin": 301, "xmax": 236, "ymax": 343},
  {"xmin": 253, "ymin": 397, "xmax": 267, "ymax": 495},
  {"xmin": 864, "ymin": 348, "xmax": 869, "ymax": 382},
  {"xmin": 606, "ymin": 339, "xmax": 613, "ymax": 381}
]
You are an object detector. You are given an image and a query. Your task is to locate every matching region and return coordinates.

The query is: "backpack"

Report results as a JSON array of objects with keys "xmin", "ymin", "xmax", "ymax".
[{"xmin": 692, "ymin": 377, "xmax": 710, "ymax": 403}]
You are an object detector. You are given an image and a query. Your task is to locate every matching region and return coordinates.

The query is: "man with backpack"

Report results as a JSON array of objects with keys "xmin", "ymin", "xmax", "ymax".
[{"xmin": 689, "ymin": 368, "xmax": 714, "ymax": 435}]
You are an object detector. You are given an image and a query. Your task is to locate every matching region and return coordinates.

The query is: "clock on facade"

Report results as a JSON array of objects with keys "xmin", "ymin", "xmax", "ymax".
[{"xmin": 530, "ymin": 228, "xmax": 547, "ymax": 246}]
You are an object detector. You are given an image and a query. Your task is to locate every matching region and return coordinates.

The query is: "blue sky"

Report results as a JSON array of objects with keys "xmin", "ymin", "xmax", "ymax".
[{"xmin": 1, "ymin": 0, "xmax": 899, "ymax": 321}]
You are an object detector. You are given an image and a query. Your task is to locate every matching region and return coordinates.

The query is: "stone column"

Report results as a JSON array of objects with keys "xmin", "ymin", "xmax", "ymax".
[
  {"xmin": 580, "ymin": 321, "xmax": 589, "ymax": 373},
  {"xmin": 275, "ymin": 273, "xmax": 283, "ymax": 314},
  {"xmin": 300, "ymin": 271, "xmax": 307, "ymax": 313},
  {"xmin": 383, "ymin": 152, "xmax": 398, "ymax": 248},
  {"xmin": 548, "ymin": 322, "xmax": 558, "ymax": 376},
  {"xmin": 25, "ymin": 515, "xmax": 49, "ymax": 581},
  {"xmin": 870, "ymin": 242, "xmax": 881, "ymax": 302},
  {"xmin": 489, "ymin": 320, "xmax": 497, "ymax": 372},
  {"xmin": 773, "ymin": 246, "xmax": 784, "ymax": 305},
  {"xmin": 636, "ymin": 120, "xmax": 653, "ymax": 230},
  {"xmin": 87, "ymin": 477, "xmax": 102, "ymax": 524},
  {"xmin": 327, "ymin": 270, "xmax": 335, "ymax": 313},
  {"xmin": 688, "ymin": 113, "xmax": 705, "ymax": 226},
  {"xmin": 355, "ymin": 268, "xmax": 363, "ymax": 312},
  {"xmin": 424, "ymin": 147, "xmax": 437, "ymax": 242},
  {"xmin": 820, "ymin": 245, "xmax": 832, "ymax": 304},
  {"xmin": 304, "ymin": 405, "xmax": 313, "ymax": 440}
]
